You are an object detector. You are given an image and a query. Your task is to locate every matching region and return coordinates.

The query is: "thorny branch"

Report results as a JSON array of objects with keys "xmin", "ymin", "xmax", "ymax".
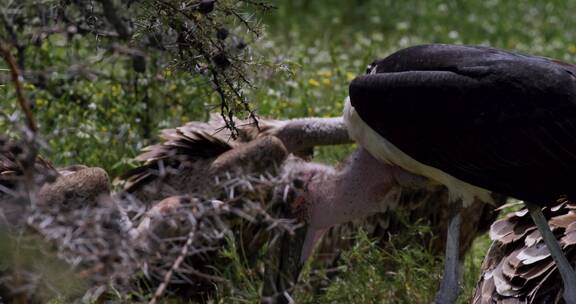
[
  {"xmin": 97, "ymin": 0, "xmax": 130, "ymax": 40},
  {"xmin": 0, "ymin": 41, "xmax": 37, "ymax": 133},
  {"xmin": 1, "ymin": 139, "xmax": 298, "ymax": 302},
  {"xmin": 0, "ymin": 1, "xmax": 294, "ymax": 302},
  {"xmin": 149, "ymin": 236, "xmax": 192, "ymax": 304},
  {"xmin": 0, "ymin": 0, "xmax": 275, "ymax": 136},
  {"xmin": 146, "ymin": 0, "xmax": 270, "ymax": 136}
]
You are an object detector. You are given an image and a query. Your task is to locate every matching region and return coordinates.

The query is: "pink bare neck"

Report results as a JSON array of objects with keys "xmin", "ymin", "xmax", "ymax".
[{"xmin": 306, "ymin": 148, "xmax": 428, "ymax": 229}]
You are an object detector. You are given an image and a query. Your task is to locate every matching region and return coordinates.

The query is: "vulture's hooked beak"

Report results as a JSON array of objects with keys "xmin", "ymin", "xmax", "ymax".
[
  {"xmin": 262, "ymin": 176, "xmax": 327, "ymax": 304},
  {"xmin": 262, "ymin": 219, "xmax": 307, "ymax": 304}
]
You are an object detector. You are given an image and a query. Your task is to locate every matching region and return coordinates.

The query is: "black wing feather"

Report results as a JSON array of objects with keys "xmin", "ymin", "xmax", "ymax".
[{"xmin": 350, "ymin": 44, "xmax": 576, "ymax": 204}]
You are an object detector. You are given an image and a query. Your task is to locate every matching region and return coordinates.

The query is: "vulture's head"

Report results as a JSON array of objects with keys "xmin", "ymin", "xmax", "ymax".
[{"xmin": 263, "ymin": 148, "xmax": 433, "ymax": 303}]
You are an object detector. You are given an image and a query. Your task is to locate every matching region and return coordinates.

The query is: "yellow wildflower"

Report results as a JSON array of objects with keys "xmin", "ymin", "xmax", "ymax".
[
  {"xmin": 346, "ymin": 72, "xmax": 356, "ymax": 81},
  {"xmin": 308, "ymin": 79, "xmax": 320, "ymax": 87},
  {"xmin": 111, "ymin": 84, "xmax": 121, "ymax": 96}
]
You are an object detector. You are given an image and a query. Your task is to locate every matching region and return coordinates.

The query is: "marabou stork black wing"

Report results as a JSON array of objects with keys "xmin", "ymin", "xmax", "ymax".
[{"xmin": 350, "ymin": 44, "xmax": 576, "ymax": 204}]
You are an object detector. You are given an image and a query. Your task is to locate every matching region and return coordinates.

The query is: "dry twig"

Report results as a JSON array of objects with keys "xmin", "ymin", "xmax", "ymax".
[{"xmin": 0, "ymin": 41, "xmax": 37, "ymax": 133}]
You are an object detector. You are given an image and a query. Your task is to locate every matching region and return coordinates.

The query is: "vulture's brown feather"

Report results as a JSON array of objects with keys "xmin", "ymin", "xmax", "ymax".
[
  {"xmin": 0, "ymin": 152, "xmax": 56, "ymax": 191},
  {"xmin": 118, "ymin": 118, "xmax": 284, "ymax": 199},
  {"xmin": 1, "ymin": 151, "xmax": 60, "ymax": 226},
  {"xmin": 36, "ymin": 167, "xmax": 111, "ymax": 208},
  {"xmin": 473, "ymin": 198, "xmax": 576, "ymax": 304}
]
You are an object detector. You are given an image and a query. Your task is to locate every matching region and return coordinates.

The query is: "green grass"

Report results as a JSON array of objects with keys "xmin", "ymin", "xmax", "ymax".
[
  {"xmin": 208, "ymin": 216, "xmax": 492, "ymax": 304},
  {"xmin": 2, "ymin": 0, "xmax": 575, "ymax": 303},
  {"xmin": 224, "ymin": 1, "xmax": 576, "ymax": 302}
]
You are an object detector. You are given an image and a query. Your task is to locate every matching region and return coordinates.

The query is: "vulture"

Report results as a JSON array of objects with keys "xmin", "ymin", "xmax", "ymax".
[
  {"xmin": 473, "ymin": 199, "xmax": 576, "ymax": 304},
  {"xmin": 118, "ymin": 116, "xmax": 357, "ymax": 301},
  {"xmin": 0, "ymin": 148, "xmax": 110, "ymax": 225},
  {"xmin": 119, "ymin": 115, "xmax": 351, "ymax": 202},
  {"xmin": 0, "ymin": 147, "xmax": 113, "ymax": 302},
  {"xmin": 344, "ymin": 44, "xmax": 576, "ymax": 303},
  {"xmin": 118, "ymin": 116, "xmax": 500, "ymax": 303}
]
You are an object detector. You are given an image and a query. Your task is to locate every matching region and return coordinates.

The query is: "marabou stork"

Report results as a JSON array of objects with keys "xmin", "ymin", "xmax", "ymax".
[
  {"xmin": 473, "ymin": 199, "xmax": 576, "ymax": 303},
  {"xmin": 344, "ymin": 44, "xmax": 576, "ymax": 303}
]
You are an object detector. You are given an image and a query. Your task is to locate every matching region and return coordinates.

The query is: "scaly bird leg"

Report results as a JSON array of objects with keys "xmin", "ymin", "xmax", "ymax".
[
  {"xmin": 526, "ymin": 201, "xmax": 576, "ymax": 304},
  {"xmin": 434, "ymin": 202, "xmax": 462, "ymax": 304}
]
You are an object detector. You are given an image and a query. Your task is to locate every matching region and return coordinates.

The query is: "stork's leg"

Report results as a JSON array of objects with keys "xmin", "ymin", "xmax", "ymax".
[
  {"xmin": 434, "ymin": 204, "xmax": 462, "ymax": 304},
  {"xmin": 526, "ymin": 201, "xmax": 576, "ymax": 304}
]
